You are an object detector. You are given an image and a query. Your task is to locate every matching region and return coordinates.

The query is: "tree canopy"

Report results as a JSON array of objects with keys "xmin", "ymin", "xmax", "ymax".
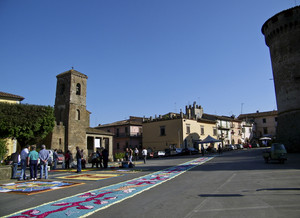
[{"xmin": 0, "ymin": 103, "xmax": 55, "ymax": 147}]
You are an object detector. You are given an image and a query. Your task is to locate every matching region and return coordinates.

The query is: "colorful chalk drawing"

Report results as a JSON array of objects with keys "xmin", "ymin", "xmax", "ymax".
[
  {"xmin": 5, "ymin": 157, "xmax": 213, "ymax": 218},
  {"xmin": 0, "ymin": 181, "xmax": 83, "ymax": 195},
  {"xmin": 57, "ymin": 174, "xmax": 122, "ymax": 181}
]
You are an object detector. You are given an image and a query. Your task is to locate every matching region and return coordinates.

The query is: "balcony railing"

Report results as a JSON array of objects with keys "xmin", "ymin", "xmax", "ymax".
[{"xmin": 115, "ymin": 133, "xmax": 143, "ymax": 138}]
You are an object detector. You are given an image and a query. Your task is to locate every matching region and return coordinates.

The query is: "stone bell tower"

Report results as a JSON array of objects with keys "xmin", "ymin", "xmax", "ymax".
[
  {"xmin": 54, "ymin": 69, "xmax": 90, "ymax": 154},
  {"xmin": 262, "ymin": 6, "xmax": 300, "ymax": 152}
]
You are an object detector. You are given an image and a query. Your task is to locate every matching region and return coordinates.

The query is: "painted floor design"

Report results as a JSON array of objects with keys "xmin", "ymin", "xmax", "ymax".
[
  {"xmin": 57, "ymin": 174, "xmax": 123, "ymax": 181},
  {"xmin": 0, "ymin": 181, "xmax": 83, "ymax": 195},
  {"xmin": 50, "ymin": 168, "xmax": 98, "ymax": 172},
  {"xmin": 5, "ymin": 157, "xmax": 213, "ymax": 218}
]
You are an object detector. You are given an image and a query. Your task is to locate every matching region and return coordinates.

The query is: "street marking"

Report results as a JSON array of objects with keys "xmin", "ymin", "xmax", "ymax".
[{"xmin": 4, "ymin": 157, "xmax": 213, "ymax": 218}]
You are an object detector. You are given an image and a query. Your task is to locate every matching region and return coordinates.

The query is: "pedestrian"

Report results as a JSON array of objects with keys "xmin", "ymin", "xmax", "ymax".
[
  {"xmin": 218, "ymin": 144, "xmax": 222, "ymax": 155},
  {"xmin": 76, "ymin": 146, "xmax": 82, "ymax": 173},
  {"xmin": 134, "ymin": 148, "xmax": 139, "ymax": 161},
  {"xmin": 129, "ymin": 148, "xmax": 133, "ymax": 164},
  {"xmin": 65, "ymin": 150, "xmax": 70, "ymax": 169},
  {"xmin": 39, "ymin": 145, "xmax": 49, "ymax": 179},
  {"xmin": 125, "ymin": 148, "xmax": 129, "ymax": 161},
  {"xmin": 102, "ymin": 147, "xmax": 109, "ymax": 168},
  {"xmin": 19, "ymin": 145, "xmax": 29, "ymax": 180},
  {"xmin": 96, "ymin": 149, "xmax": 103, "ymax": 168},
  {"xmin": 28, "ymin": 145, "xmax": 39, "ymax": 180},
  {"xmin": 91, "ymin": 152, "xmax": 98, "ymax": 168},
  {"xmin": 201, "ymin": 145, "xmax": 205, "ymax": 156},
  {"xmin": 10, "ymin": 151, "xmax": 20, "ymax": 179},
  {"xmin": 142, "ymin": 148, "xmax": 147, "ymax": 164},
  {"xmin": 81, "ymin": 149, "xmax": 86, "ymax": 169},
  {"xmin": 53, "ymin": 149, "xmax": 58, "ymax": 170}
]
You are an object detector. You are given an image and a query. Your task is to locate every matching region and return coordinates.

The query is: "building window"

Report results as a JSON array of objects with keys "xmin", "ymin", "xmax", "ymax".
[
  {"xmin": 186, "ymin": 124, "xmax": 190, "ymax": 134},
  {"xmin": 117, "ymin": 143, "xmax": 120, "ymax": 149},
  {"xmin": 213, "ymin": 127, "xmax": 217, "ymax": 136},
  {"xmin": 76, "ymin": 83, "xmax": 81, "ymax": 95},
  {"xmin": 262, "ymin": 118, "xmax": 266, "ymax": 123},
  {"xmin": 275, "ymin": 117, "xmax": 278, "ymax": 122},
  {"xmin": 160, "ymin": 126, "xmax": 166, "ymax": 136},
  {"xmin": 200, "ymin": 125, "xmax": 204, "ymax": 135},
  {"xmin": 263, "ymin": 127, "xmax": 268, "ymax": 134},
  {"xmin": 125, "ymin": 127, "xmax": 128, "ymax": 135},
  {"xmin": 59, "ymin": 138, "xmax": 62, "ymax": 145},
  {"xmin": 116, "ymin": 128, "xmax": 119, "ymax": 137},
  {"xmin": 76, "ymin": 109, "xmax": 80, "ymax": 120}
]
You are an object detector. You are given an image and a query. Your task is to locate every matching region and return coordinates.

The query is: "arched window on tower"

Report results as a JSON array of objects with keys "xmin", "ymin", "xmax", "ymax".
[
  {"xmin": 76, "ymin": 83, "xmax": 81, "ymax": 95},
  {"xmin": 76, "ymin": 109, "xmax": 80, "ymax": 120}
]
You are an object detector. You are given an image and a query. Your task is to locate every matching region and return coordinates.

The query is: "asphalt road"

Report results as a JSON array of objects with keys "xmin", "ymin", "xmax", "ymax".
[{"xmin": 1, "ymin": 148, "xmax": 300, "ymax": 218}]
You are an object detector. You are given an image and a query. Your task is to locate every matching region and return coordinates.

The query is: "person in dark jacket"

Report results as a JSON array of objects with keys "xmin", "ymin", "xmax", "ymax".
[
  {"xmin": 101, "ymin": 147, "xmax": 109, "ymax": 169},
  {"xmin": 10, "ymin": 151, "xmax": 20, "ymax": 179}
]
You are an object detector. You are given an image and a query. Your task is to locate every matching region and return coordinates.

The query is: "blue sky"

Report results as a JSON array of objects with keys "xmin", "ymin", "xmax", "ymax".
[{"xmin": 0, "ymin": 0, "xmax": 297, "ymax": 126}]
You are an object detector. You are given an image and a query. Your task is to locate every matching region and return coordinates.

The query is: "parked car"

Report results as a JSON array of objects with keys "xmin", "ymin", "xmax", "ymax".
[
  {"xmin": 263, "ymin": 143, "xmax": 287, "ymax": 164},
  {"xmin": 182, "ymin": 147, "xmax": 199, "ymax": 155},
  {"xmin": 235, "ymin": 144, "xmax": 243, "ymax": 149},
  {"xmin": 243, "ymin": 143, "xmax": 252, "ymax": 149},
  {"xmin": 251, "ymin": 143, "xmax": 260, "ymax": 148},
  {"xmin": 157, "ymin": 151, "xmax": 165, "ymax": 157},
  {"xmin": 57, "ymin": 153, "xmax": 65, "ymax": 164},
  {"xmin": 225, "ymin": 144, "xmax": 235, "ymax": 150}
]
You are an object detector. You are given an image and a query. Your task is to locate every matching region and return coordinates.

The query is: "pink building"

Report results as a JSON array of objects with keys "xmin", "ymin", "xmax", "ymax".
[{"xmin": 94, "ymin": 116, "xmax": 143, "ymax": 155}]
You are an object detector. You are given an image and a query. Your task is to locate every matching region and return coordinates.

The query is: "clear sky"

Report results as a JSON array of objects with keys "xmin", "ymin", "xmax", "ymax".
[{"xmin": 0, "ymin": 0, "xmax": 297, "ymax": 126}]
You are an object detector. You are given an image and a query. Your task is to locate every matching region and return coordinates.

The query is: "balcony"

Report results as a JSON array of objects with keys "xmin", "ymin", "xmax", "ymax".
[{"xmin": 115, "ymin": 133, "xmax": 143, "ymax": 138}]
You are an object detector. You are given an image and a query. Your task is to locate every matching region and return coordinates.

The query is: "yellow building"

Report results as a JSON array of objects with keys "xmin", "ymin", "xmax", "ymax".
[
  {"xmin": 142, "ymin": 113, "xmax": 217, "ymax": 151},
  {"xmin": 0, "ymin": 91, "xmax": 24, "ymax": 156}
]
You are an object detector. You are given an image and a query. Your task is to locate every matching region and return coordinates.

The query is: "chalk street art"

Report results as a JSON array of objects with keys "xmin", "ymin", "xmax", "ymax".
[
  {"xmin": 57, "ymin": 174, "xmax": 123, "ymax": 181},
  {"xmin": 5, "ymin": 157, "xmax": 213, "ymax": 217},
  {"xmin": 0, "ymin": 181, "xmax": 83, "ymax": 195}
]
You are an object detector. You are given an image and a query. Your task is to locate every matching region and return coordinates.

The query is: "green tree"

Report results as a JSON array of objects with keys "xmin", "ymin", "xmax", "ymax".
[
  {"xmin": 0, "ymin": 103, "xmax": 55, "ymax": 148},
  {"xmin": 0, "ymin": 138, "xmax": 8, "ymax": 161}
]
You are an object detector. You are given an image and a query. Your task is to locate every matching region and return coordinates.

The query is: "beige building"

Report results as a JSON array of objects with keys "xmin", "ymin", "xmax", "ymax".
[
  {"xmin": 143, "ymin": 111, "xmax": 217, "ymax": 152},
  {"xmin": 238, "ymin": 110, "xmax": 277, "ymax": 141},
  {"xmin": 0, "ymin": 91, "xmax": 24, "ymax": 156}
]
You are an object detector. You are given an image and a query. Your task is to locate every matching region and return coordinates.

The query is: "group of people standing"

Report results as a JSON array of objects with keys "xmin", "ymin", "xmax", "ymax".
[
  {"xmin": 124, "ymin": 147, "xmax": 148, "ymax": 165},
  {"xmin": 11, "ymin": 144, "xmax": 50, "ymax": 181},
  {"xmin": 86, "ymin": 147, "xmax": 110, "ymax": 172}
]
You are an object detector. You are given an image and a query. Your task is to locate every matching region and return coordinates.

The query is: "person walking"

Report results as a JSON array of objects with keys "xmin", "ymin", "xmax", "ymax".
[
  {"xmin": 129, "ymin": 148, "xmax": 133, "ymax": 164},
  {"xmin": 53, "ymin": 149, "xmax": 58, "ymax": 170},
  {"xmin": 81, "ymin": 149, "xmax": 86, "ymax": 169},
  {"xmin": 76, "ymin": 146, "xmax": 82, "ymax": 173},
  {"xmin": 10, "ymin": 151, "xmax": 20, "ymax": 179},
  {"xmin": 218, "ymin": 143, "xmax": 222, "ymax": 155},
  {"xmin": 102, "ymin": 147, "xmax": 109, "ymax": 169},
  {"xmin": 28, "ymin": 145, "xmax": 39, "ymax": 180},
  {"xmin": 134, "ymin": 148, "xmax": 139, "ymax": 161},
  {"xmin": 96, "ymin": 149, "xmax": 103, "ymax": 168},
  {"xmin": 19, "ymin": 145, "xmax": 29, "ymax": 181},
  {"xmin": 125, "ymin": 148, "xmax": 129, "ymax": 161},
  {"xmin": 201, "ymin": 145, "xmax": 205, "ymax": 156},
  {"xmin": 39, "ymin": 145, "xmax": 49, "ymax": 179},
  {"xmin": 65, "ymin": 150, "xmax": 70, "ymax": 169},
  {"xmin": 142, "ymin": 148, "xmax": 147, "ymax": 164}
]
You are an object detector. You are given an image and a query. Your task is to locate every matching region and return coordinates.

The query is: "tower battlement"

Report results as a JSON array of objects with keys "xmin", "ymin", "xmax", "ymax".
[{"xmin": 262, "ymin": 6, "xmax": 300, "ymax": 47}]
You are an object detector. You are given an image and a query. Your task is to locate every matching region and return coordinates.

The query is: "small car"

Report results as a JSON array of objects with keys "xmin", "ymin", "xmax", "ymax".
[
  {"xmin": 263, "ymin": 143, "xmax": 287, "ymax": 164},
  {"xmin": 235, "ymin": 144, "xmax": 244, "ymax": 149}
]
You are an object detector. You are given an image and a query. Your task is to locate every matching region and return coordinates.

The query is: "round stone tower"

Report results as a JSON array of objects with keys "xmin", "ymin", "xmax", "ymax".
[{"xmin": 262, "ymin": 6, "xmax": 300, "ymax": 152}]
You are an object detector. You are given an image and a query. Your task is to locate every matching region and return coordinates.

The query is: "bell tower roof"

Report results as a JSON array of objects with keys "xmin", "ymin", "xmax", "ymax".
[{"xmin": 57, "ymin": 69, "xmax": 88, "ymax": 79}]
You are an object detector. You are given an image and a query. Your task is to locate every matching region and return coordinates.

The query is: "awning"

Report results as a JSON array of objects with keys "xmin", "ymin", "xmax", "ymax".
[{"xmin": 198, "ymin": 135, "xmax": 222, "ymax": 144}]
